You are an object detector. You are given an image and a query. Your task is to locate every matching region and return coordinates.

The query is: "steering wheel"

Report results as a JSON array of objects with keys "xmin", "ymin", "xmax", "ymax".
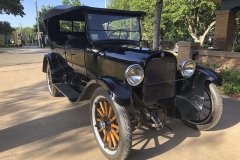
[{"xmin": 108, "ymin": 29, "xmax": 129, "ymax": 39}]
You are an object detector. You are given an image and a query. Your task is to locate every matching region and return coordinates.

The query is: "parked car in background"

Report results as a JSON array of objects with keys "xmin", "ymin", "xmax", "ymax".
[
  {"xmin": 42, "ymin": 5, "xmax": 223, "ymax": 160},
  {"xmin": 173, "ymin": 42, "xmax": 178, "ymax": 53}
]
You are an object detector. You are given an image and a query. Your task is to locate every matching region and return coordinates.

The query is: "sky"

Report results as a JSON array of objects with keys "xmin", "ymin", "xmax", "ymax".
[{"xmin": 0, "ymin": 0, "xmax": 107, "ymax": 28}]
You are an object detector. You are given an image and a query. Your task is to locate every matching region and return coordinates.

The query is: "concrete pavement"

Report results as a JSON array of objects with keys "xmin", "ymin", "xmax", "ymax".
[
  {"xmin": 0, "ymin": 46, "xmax": 50, "ymax": 67},
  {"xmin": 0, "ymin": 47, "xmax": 240, "ymax": 160}
]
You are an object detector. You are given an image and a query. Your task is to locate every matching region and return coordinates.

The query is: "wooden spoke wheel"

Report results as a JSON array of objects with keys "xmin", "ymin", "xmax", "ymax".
[
  {"xmin": 182, "ymin": 83, "xmax": 223, "ymax": 131},
  {"xmin": 96, "ymin": 100, "xmax": 120, "ymax": 149},
  {"xmin": 90, "ymin": 87, "xmax": 132, "ymax": 160},
  {"xmin": 46, "ymin": 63, "xmax": 58, "ymax": 97}
]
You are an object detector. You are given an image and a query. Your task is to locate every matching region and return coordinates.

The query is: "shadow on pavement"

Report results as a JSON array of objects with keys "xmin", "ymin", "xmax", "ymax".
[
  {"xmin": 0, "ymin": 104, "xmax": 90, "ymax": 153},
  {"xmin": 129, "ymin": 120, "xmax": 200, "ymax": 159},
  {"xmin": 0, "ymin": 80, "xmax": 239, "ymax": 158}
]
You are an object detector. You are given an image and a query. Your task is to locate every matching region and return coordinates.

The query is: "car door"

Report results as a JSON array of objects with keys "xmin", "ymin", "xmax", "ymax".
[{"xmin": 66, "ymin": 39, "xmax": 87, "ymax": 78}]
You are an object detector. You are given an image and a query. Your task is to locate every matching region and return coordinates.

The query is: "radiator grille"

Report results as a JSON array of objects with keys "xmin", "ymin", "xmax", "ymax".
[{"xmin": 143, "ymin": 58, "xmax": 176, "ymax": 103}]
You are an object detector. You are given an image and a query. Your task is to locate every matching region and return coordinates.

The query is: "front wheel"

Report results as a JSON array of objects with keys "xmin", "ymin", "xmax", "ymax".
[
  {"xmin": 182, "ymin": 83, "xmax": 223, "ymax": 131},
  {"xmin": 90, "ymin": 87, "xmax": 132, "ymax": 160}
]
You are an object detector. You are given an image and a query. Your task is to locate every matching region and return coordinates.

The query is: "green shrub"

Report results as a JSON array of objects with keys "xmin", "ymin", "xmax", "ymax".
[
  {"xmin": 198, "ymin": 63, "xmax": 240, "ymax": 94},
  {"xmin": 234, "ymin": 45, "xmax": 240, "ymax": 52},
  {"xmin": 200, "ymin": 44, "xmax": 209, "ymax": 49}
]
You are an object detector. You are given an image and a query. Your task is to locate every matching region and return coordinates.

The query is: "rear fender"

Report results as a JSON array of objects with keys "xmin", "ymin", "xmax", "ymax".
[
  {"xmin": 78, "ymin": 76, "xmax": 132, "ymax": 106},
  {"xmin": 176, "ymin": 67, "xmax": 222, "ymax": 120},
  {"xmin": 42, "ymin": 53, "xmax": 70, "ymax": 83}
]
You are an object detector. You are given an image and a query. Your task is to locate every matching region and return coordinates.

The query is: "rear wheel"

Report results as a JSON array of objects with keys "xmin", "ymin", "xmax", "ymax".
[
  {"xmin": 46, "ymin": 63, "xmax": 58, "ymax": 97},
  {"xmin": 182, "ymin": 83, "xmax": 223, "ymax": 131},
  {"xmin": 90, "ymin": 87, "xmax": 132, "ymax": 160}
]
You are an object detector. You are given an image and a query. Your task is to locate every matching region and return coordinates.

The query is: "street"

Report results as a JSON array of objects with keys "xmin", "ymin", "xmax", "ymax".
[{"xmin": 0, "ymin": 47, "xmax": 240, "ymax": 160}]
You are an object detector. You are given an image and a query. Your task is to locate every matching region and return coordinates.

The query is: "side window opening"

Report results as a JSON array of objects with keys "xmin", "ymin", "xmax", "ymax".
[{"xmin": 60, "ymin": 20, "xmax": 85, "ymax": 32}]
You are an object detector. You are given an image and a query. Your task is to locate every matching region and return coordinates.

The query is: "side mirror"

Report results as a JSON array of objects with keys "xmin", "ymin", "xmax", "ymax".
[{"xmin": 192, "ymin": 51, "xmax": 199, "ymax": 61}]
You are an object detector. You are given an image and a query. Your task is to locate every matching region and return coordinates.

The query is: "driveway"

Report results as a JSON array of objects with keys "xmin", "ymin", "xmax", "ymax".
[{"xmin": 0, "ymin": 47, "xmax": 240, "ymax": 160}]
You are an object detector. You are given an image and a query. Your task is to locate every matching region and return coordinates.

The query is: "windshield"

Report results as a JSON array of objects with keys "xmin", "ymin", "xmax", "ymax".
[{"xmin": 87, "ymin": 14, "xmax": 141, "ymax": 42}]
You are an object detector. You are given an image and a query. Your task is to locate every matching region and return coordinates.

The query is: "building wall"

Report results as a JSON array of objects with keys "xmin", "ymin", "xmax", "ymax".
[
  {"xmin": 0, "ymin": 34, "xmax": 5, "ymax": 45},
  {"xmin": 197, "ymin": 50, "xmax": 240, "ymax": 70}
]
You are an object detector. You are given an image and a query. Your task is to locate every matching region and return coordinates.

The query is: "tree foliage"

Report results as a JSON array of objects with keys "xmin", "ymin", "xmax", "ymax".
[
  {"xmin": 33, "ymin": 5, "xmax": 53, "ymax": 35},
  {"xmin": 15, "ymin": 26, "xmax": 36, "ymax": 43},
  {"xmin": 62, "ymin": 0, "xmax": 81, "ymax": 6},
  {"xmin": 0, "ymin": 0, "xmax": 25, "ymax": 17},
  {"xmin": 0, "ymin": 21, "xmax": 15, "ymax": 35},
  {"xmin": 109, "ymin": 0, "xmax": 219, "ymax": 44}
]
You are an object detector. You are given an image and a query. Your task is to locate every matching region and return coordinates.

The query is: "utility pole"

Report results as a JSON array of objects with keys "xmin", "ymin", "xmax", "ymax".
[
  {"xmin": 153, "ymin": 0, "xmax": 163, "ymax": 50},
  {"xmin": 35, "ymin": 0, "xmax": 41, "ymax": 47}
]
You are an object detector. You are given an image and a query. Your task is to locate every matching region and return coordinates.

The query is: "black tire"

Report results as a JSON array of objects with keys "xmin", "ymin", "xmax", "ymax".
[
  {"xmin": 182, "ymin": 83, "xmax": 223, "ymax": 131},
  {"xmin": 90, "ymin": 87, "xmax": 132, "ymax": 160},
  {"xmin": 46, "ymin": 63, "xmax": 58, "ymax": 97}
]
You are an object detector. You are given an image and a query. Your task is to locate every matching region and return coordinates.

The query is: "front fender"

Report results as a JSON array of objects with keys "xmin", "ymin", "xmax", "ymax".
[
  {"xmin": 176, "ymin": 66, "xmax": 222, "ymax": 120},
  {"xmin": 196, "ymin": 65, "xmax": 222, "ymax": 86},
  {"xmin": 78, "ymin": 76, "xmax": 132, "ymax": 106}
]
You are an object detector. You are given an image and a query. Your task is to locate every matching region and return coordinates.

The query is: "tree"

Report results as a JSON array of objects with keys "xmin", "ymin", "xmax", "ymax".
[
  {"xmin": 62, "ymin": 0, "xmax": 81, "ymax": 6},
  {"xmin": 232, "ymin": 11, "xmax": 240, "ymax": 50},
  {"xmin": 33, "ymin": 5, "xmax": 53, "ymax": 35},
  {"xmin": 109, "ymin": 0, "xmax": 156, "ymax": 41},
  {"xmin": 162, "ymin": 0, "xmax": 219, "ymax": 45},
  {"xmin": 153, "ymin": 0, "xmax": 163, "ymax": 49},
  {"xmin": 0, "ymin": 21, "xmax": 15, "ymax": 36},
  {"xmin": 15, "ymin": 26, "xmax": 36, "ymax": 43},
  {"xmin": 0, "ymin": 0, "xmax": 25, "ymax": 17},
  {"xmin": 109, "ymin": 0, "xmax": 219, "ymax": 46}
]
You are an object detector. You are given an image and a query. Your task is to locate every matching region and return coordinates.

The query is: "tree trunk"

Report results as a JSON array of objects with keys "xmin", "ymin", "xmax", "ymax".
[
  {"xmin": 190, "ymin": 21, "xmax": 216, "ymax": 45},
  {"xmin": 153, "ymin": 0, "xmax": 163, "ymax": 50}
]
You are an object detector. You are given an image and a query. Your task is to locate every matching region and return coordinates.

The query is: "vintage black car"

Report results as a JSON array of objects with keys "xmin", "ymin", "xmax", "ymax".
[{"xmin": 42, "ymin": 5, "xmax": 223, "ymax": 160}]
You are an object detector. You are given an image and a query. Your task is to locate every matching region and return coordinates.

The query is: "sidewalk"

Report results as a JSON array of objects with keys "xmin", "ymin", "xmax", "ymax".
[{"xmin": 0, "ymin": 63, "xmax": 239, "ymax": 160}]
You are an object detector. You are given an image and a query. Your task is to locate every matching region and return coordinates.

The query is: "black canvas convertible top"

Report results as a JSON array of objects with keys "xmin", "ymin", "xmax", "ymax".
[{"xmin": 43, "ymin": 5, "xmax": 146, "ymax": 21}]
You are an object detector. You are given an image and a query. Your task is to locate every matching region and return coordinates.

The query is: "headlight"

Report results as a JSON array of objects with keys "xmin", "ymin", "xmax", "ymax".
[
  {"xmin": 125, "ymin": 64, "xmax": 144, "ymax": 86},
  {"xmin": 179, "ymin": 59, "xmax": 196, "ymax": 78}
]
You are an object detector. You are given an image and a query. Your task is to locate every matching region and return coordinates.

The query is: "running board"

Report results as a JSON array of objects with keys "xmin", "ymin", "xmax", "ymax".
[{"xmin": 54, "ymin": 83, "xmax": 80, "ymax": 102}]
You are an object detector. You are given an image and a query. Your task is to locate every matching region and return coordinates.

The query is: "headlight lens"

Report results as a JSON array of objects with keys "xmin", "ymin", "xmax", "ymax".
[
  {"xmin": 179, "ymin": 59, "xmax": 196, "ymax": 78},
  {"xmin": 125, "ymin": 64, "xmax": 144, "ymax": 86}
]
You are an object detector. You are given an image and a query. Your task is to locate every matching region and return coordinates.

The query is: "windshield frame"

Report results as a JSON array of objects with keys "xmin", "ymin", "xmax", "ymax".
[{"xmin": 86, "ymin": 13, "xmax": 142, "ymax": 43}]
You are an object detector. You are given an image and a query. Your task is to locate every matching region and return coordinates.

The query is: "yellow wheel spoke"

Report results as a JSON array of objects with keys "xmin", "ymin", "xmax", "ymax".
[
  {"xmin": 104, "ymin": 101, "xmax": 108, "ymax": 116},
  {"xmin": 97, "ymin": 108, "xmax": 104, "ymax": 117},
  {"xmin": 99, "ymin": 101, "xmax": 105, "ymax": 115},
  {"xmin": 99, "ymin": 127, "xmax": 104, "ymax": 132},
  {"xmin": 107, "ymin": 133, "xmax": 112, "ymax": 148},
  {"xmin": 111, "ymin": 129, "xmax": 119, "ymax": 141},
  {"xmin": 111, "ymin": 123, "xmax": 119, "ymax": 130},
  {"xmin": 108, "ymin": 106, "xmax": 113, "ymax": 118},
  {"xmin": 110, "ymin": 132, "xmax": 117, "ymax": 147},
  {"xmin": 96, "ymin": 118, "xmax": 102, "ymax": 122},
  {"xmin": 110, "ymin": 116, "xmax": 117, "ymax": 123},
  {"xmin": 103, "ymin": 132, "xmax": 108, "ymax": 142},
  {"xmin": 203, "ymin": 105, "xmax": 211, "ymax": 110}
]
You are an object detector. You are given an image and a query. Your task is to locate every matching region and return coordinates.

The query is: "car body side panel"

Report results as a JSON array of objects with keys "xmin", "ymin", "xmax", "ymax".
[
  {"xmin": 71, "ymin": 48, "xmax": 87, "ymax": 77},
  {"xmin": 75, "ymin": 76, "xmax": 132, "ymax": 106},
  {"xmin": 85, "ymin": 49, "xmax": 106, "ymax": 79}
]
